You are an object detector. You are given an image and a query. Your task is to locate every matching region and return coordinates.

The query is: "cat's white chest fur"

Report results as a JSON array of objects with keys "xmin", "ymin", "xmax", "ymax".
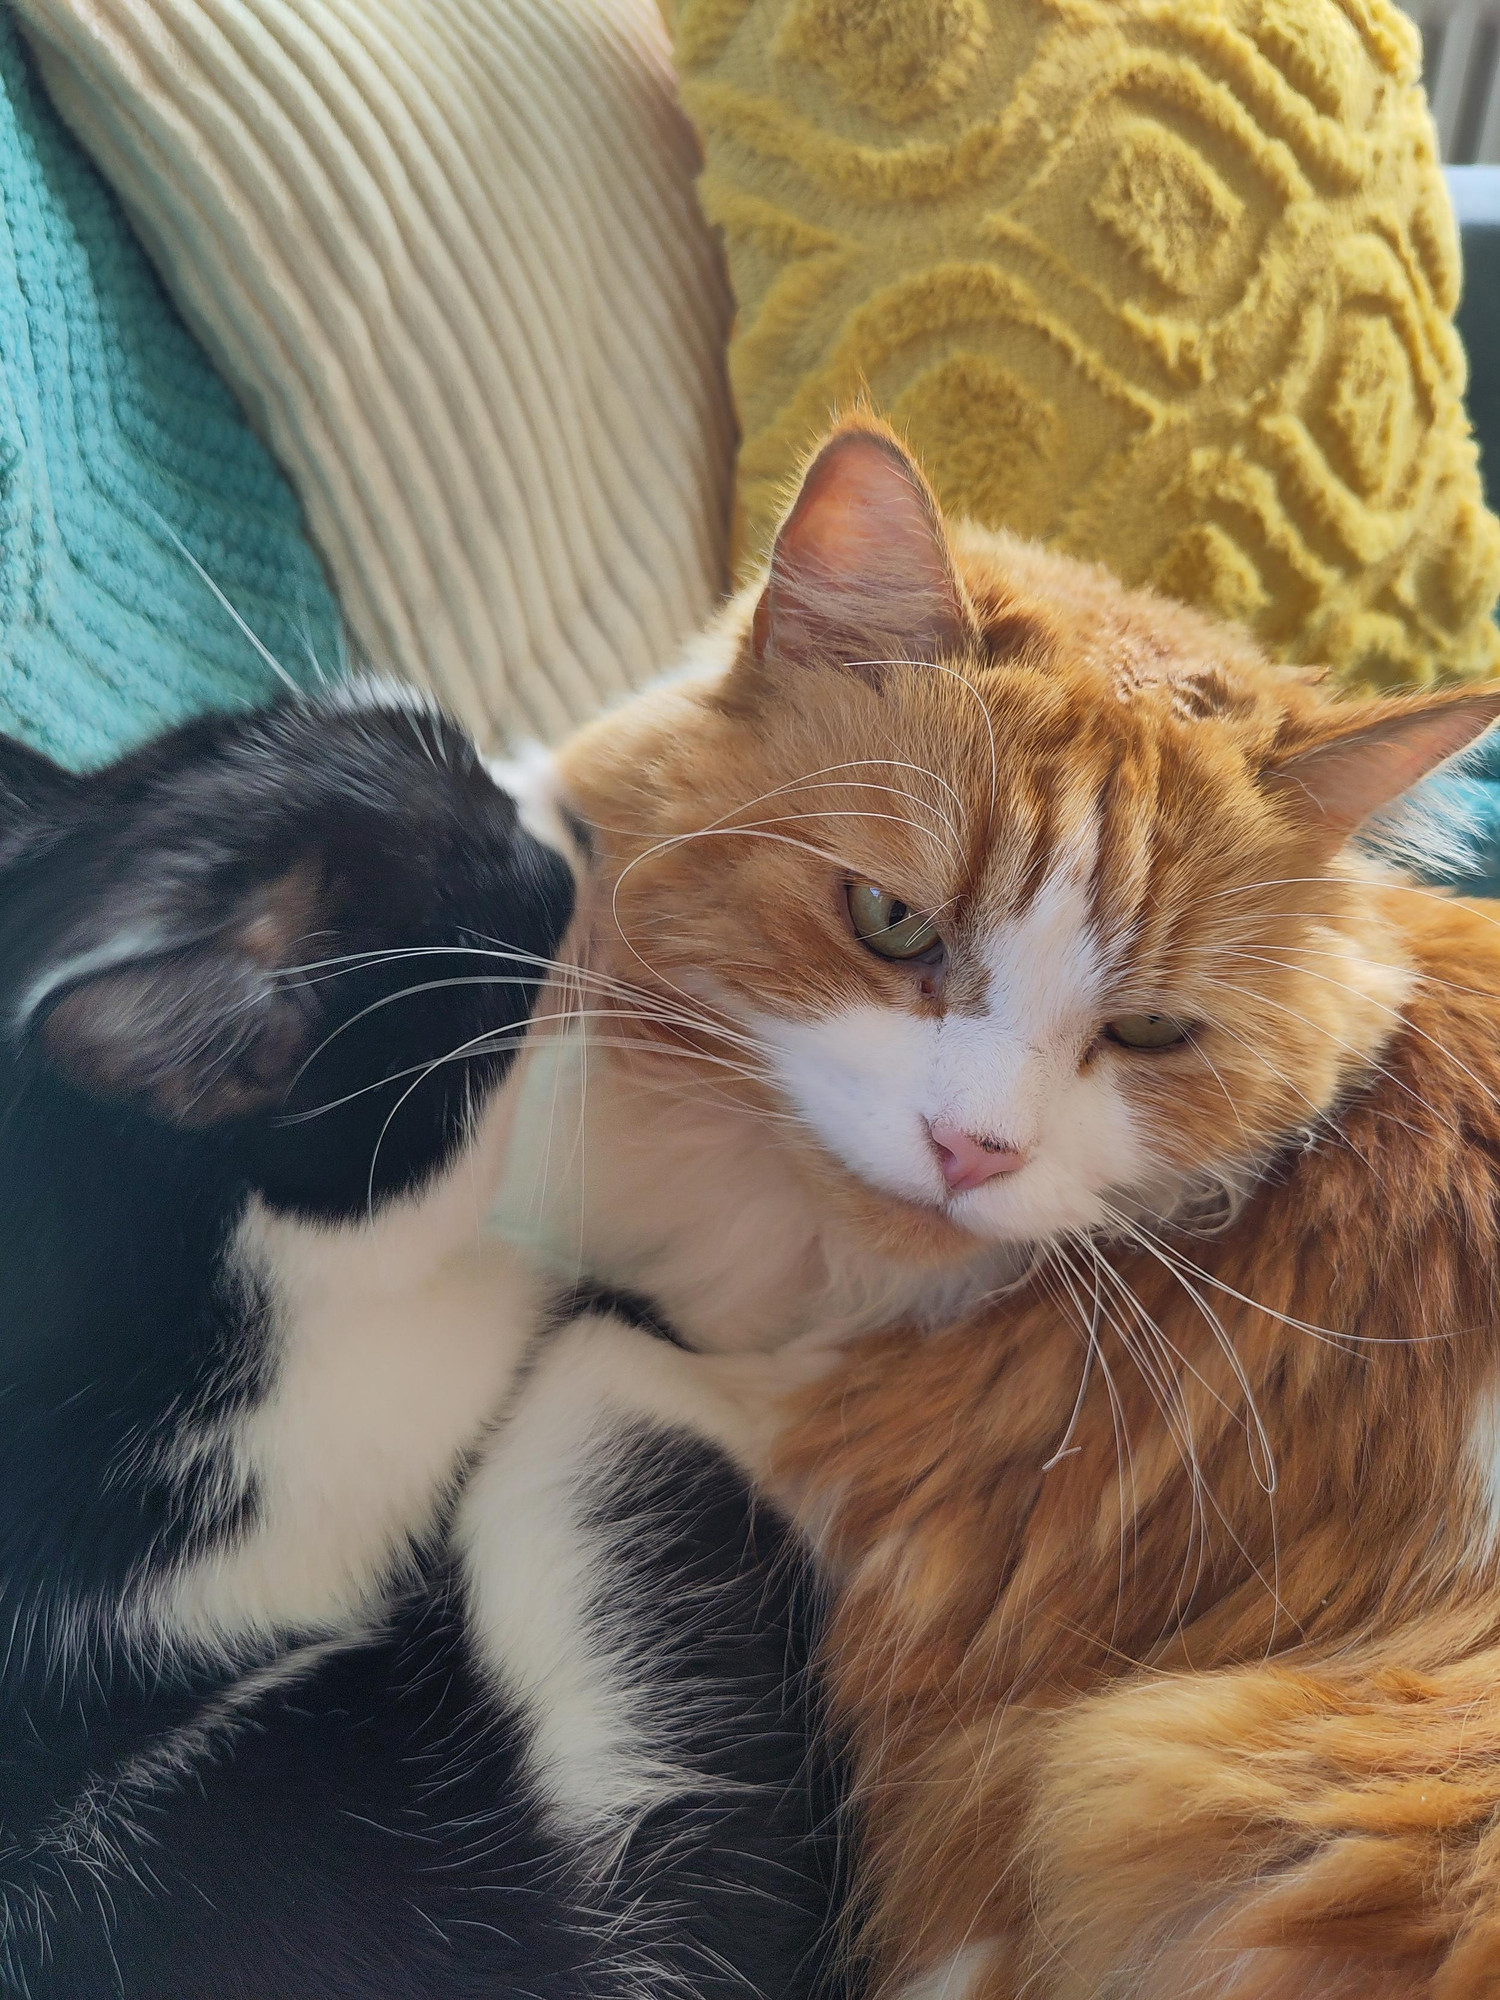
[
  {"xmin": 157, "ymin": 1096, "xmax": 540, "ymax": 1657},
  {"xmin": 493, "ymin": 1027, "xmax": 1022, "ymax": 1353}
]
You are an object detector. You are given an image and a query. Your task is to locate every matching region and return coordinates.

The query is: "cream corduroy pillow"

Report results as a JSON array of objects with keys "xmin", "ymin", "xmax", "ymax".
[{"xmin": 15, "ymin": 0, "xmax": 735, "ymax": 747}]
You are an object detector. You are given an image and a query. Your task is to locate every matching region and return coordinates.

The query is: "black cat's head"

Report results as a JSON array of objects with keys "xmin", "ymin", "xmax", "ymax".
[{"xmin": 0, "ymin": 687, "xmax": 577, "ymax": 1217}]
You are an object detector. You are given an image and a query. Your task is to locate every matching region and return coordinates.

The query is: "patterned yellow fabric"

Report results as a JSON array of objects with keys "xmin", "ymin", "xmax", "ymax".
[{"xmin": 676, "ymin": 0, "xmax": 1500, "ymax": 691}]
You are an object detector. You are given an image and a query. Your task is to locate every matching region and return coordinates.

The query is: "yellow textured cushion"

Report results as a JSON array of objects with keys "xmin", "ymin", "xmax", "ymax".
[{"xmin": 676, "ymin": 0, "xmax": 1500, "ymax": 690}]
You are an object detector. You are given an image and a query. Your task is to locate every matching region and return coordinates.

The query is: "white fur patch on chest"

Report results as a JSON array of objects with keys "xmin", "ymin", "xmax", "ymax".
[{"xmin": 154, "ymin": 1104, "xmax": 541, "ymax": 1657}]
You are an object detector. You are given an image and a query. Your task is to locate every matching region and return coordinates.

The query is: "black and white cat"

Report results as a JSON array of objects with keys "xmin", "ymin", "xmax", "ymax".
[{"xmin": 0, "ymin": 689, "xmax": 845, "ymax": 1999}]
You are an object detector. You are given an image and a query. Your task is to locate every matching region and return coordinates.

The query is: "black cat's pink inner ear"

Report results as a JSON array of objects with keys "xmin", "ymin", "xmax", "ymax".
[
  {"xmin": 752, "ymin": 428, "xmax": 973, "ymax": 672},
  {"xmin": 1264, "ymin": 689, "xmax": 1500, "ymax": 843},
  {"xmin": 38, "ymin": 861, "xmax": 326, "ymax": 1127}
]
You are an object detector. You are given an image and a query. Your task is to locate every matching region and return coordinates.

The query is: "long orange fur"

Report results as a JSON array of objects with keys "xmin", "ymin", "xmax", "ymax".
[{"xmin": 558, "ymin": 417, "xmax": 1500, "ymax": 1999}]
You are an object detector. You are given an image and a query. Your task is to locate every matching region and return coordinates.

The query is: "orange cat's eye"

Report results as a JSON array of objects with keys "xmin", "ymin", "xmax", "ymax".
[
  {"xmin": 1104, "ymin": 1013, "xmax": 1191, "ymax": 1050},
  {"xmin": 846, "ymin": 881, "xmax": 942, "ymax": 962}
]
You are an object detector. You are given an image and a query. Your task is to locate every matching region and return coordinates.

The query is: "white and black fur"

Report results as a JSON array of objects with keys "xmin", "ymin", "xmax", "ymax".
[{"xmin": 0, "ymin": 691, "xmax": 847, "ymax": 1998}]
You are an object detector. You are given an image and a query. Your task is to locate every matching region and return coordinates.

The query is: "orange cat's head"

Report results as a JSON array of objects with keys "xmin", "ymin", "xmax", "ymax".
[{"xmin": 559, "ymin": 419, "xmax": 1500, "ymax": 1261}]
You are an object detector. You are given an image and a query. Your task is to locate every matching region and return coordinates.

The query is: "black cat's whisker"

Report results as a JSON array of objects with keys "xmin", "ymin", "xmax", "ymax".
[
  {"xmin": 674, "ymin": 762, "xmax": 966, "ymax": 848},
  {"xmin": 352, "ymin": 1014, "xmax": 793, "ymax": 1222},
  {"xmin": 287, "ymin": 976, "xmax": 553, "ymax": 1092},
  {"xmin": 617, "ymin": 814, "xmax": 957, "ymax": 889},
  {"xmin": 615, "ymin": 1066, "xmax": 803, "ymax": 1133},
  {"xmin": 715, "ymin": 805, "xmax": 963, "ymax": 867},
  {"xmin": 780, "ymin": 758, "xmax": 968, "ymax": 826},
  {"xmin": 150, "ymin": 511, "xmax": 303, "ymax": 697},
  {"xmin": 581, "ymin": 756, "xmax": 971, "ymax": 864},
  {"xmin": 294, "ymin": 611, "xmax": 331, "ymax": 689},
  {"xmin": 575, "ymin": 982, "xmax": 786, "ymax": 1063},
  {"xmin": 267, "ymin": 940, "xmax": 595, "ymax": 987},
  {"xmin": 558, "ymin": 944, "xmax": 794, "ymax": 1068},
  {"xmin": 606, "ymin": 817, "xmax": 959, "ymax": 1056},
  {"xmin": 360, "ymin": 1016, "xmax": 508, "ymax": 1220},
  {"xmin": 280, "ymin": 953, "xmax": 765, "ymax": 1094},
  {"xmin": 530, "ymin": 956, "xmax": 595, "ymax": 1242},
  {"xmin": 278, "ymin": 1013, "xmax": 783, "ymax": 1124}
]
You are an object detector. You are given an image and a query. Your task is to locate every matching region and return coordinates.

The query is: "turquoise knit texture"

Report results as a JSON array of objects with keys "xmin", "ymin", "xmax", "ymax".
[{"xmin": 0, "ymin": 10, "xmax": 340, "ymax": 770}]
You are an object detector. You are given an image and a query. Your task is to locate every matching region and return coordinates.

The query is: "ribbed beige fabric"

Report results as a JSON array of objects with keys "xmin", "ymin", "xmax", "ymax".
[{"xmin": 15, "ymin": 0, "xmax": 735, "ymax": 746}]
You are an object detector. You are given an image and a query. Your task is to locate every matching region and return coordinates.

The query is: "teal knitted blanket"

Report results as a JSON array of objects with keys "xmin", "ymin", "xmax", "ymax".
[{"xmin": 0, "ymin": 9, "xmax": 339, "ymax": 769}]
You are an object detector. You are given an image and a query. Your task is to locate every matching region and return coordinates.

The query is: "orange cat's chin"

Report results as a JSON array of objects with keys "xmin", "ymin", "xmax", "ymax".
[{"xmin": 812, "ymin": 1159, "xmax": 994, "ymax": 1264}]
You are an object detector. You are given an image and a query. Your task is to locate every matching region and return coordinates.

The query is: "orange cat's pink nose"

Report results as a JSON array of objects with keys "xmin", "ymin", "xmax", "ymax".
[{"xmin": 928, "ymin": 1121, "xmax": 1029, "ymax": 1193}]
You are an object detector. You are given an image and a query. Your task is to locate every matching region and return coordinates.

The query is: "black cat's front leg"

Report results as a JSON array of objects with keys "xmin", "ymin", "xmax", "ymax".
[{"xmin": 454, "ymin": 1313, "xmax": 850, "ymax": 1999}]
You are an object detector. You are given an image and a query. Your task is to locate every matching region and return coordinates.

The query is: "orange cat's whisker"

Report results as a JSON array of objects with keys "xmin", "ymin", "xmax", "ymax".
[{"xmin": 1220, "ymin": 954, "xmax": 1500, "ymax": 1121}]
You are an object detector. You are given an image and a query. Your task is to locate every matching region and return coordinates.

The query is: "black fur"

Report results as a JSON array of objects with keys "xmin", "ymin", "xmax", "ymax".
[
  {"xmin": 556, "ymin": 1281, "xmax": 690, "ymax": 1348},
  {"xmin": 0, "ymin": 693, "xmax": 849, "ymax": 1998},
  {"xmin": 0, "ymin": 694, "xmax": 569, "ymax": 1681},
  {"xmin": 12, "ymin": 1444, "xmax": 844, "ymax": 2000}
]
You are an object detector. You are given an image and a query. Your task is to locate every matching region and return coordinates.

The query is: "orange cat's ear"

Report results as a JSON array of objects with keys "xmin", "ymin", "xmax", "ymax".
[
  {"xmin": 750, "ymin": 426, "xmax": 974, "ymax": 674},
  {"xmin": 1263, "ymin": 688, "xmax": 1500, "ymax": 845}
]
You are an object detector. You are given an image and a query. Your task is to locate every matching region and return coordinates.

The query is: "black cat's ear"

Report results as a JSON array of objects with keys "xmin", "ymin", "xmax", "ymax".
[
  {"xmin": 38, "ymin": 863, "xmax": 325, "ymax": 1127},
  {"xmin": 0, "ymin": 738, "xmax": 78, "ymax": 861},
  {"xmin": 749, "ymin": 422, "xmax": 975, "ymax": 677}
]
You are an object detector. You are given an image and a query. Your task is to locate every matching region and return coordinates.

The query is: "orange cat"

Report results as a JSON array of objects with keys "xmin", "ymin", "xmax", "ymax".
[{"xmin": 554, "ymin": 417, "xmax": 1500, "ymax": 1997}]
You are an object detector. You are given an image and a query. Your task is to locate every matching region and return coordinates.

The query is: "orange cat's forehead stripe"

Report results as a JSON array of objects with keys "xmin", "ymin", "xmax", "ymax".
[{"xmin": 977, "ymin": 608, "xmax": 1054, "ymax": 667}]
